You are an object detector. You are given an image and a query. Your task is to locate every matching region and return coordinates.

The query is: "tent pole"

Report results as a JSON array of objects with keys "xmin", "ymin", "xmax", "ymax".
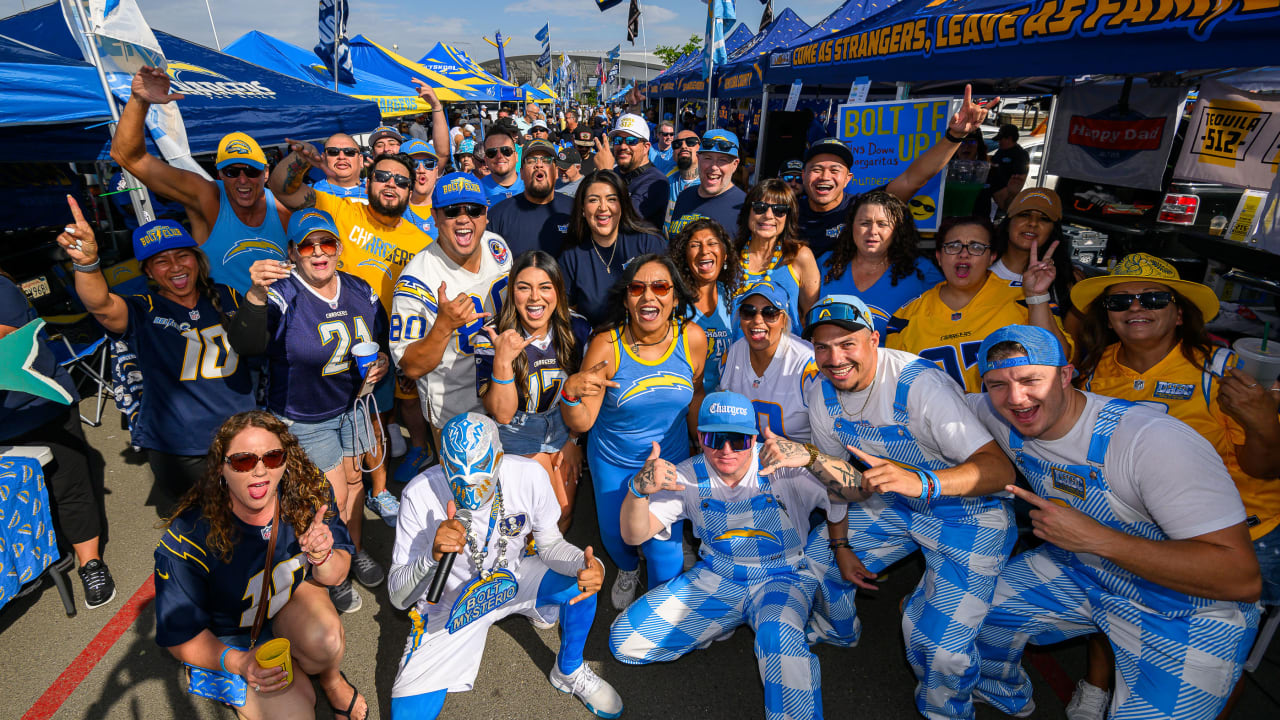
[
  {"xmin": 202, "ymin": 0, "xmax": 221, "ymax": 49},
  {"xmin": 753, "ymin": 86, "xmax": 769, "ymax": 184},
  {"xmin": 332, "ymin": 4, "xmax": 340, "ymax": 91},
  {"xmin": 1036, "ymin": 94, "xmax": 1058, "ymax": 186},
  {"xmin": 640, "ymin": 0, "xmax": 650, "ymax": 111}
]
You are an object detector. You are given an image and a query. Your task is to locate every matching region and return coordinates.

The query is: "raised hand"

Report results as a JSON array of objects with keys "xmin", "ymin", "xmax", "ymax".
[
  {"xmin": 570, "ymin": 545, "xmax": 604, "ymax": 605},
  {"xmin": 1005, "ymin": 484, "xmax": 1110, "ymax": 554},
  {"xmin": 435, "ymin": 282, "xmax": 489, "ymax": 331},
  {"xmin": 432, "ymin": 500, "xmax": 467, "ymax": 562},
  {"xmin": 411, "ymin": 79, "xmax": 441, "ymax": 111},
  {"xmin": 948, "ymin": 84, "xmax": 998, "ymax": 136},
  {"xmin": 54, "ymin": 195, "xmax": 97, "ymax": 266},
  {"xmin": 631, "ymin": 441, "xmax": 684, "ymax": 496},
  {"xmin": 131, "ymin": 66, "xmax": 184, "ymax": 105},
  {"xmin": 593, "ymin": 136, "xmax": 615, "ymax": 169},
  {"xmin": 758, "ymin": 425, "xmax": 811, "ymax": 476},
  {"xmin": 245, "ymin": 258, "xmax": 291, "ymax": 304},
  {"xmin": 847, "ymin": 445, "xmax": 925, "ymax": 497},
  {"xmin": 284, "ymin": 137, "xmax": 326, "ymax": 169},
  {"xmin": 1022, "ymin": 239, "xmax": 1059, "ymax": 298},
  {"xmin": 298, "ymin": 504, "xmax": 334, "ymax": 563},
  {"xmin": 484, "ymin": 326, "xmax": 536, "ymax": 369},
  {"xmin": 563, "ymin": 359, "xmax": 619, "ymax": 399}
]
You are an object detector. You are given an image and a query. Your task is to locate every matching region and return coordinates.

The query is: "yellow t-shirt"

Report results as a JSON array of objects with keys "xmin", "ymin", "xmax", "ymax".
[
  {"xmin": 1084, "ymin": 343, "xmax": 1280, "ymax": 540},
  {"xmin": 315, "ymin": 192, "xmax": 433, "ymax": 315},
  {"xmin": 886, "ymin": 273, "xmax": 1073, "ymax": 393}
]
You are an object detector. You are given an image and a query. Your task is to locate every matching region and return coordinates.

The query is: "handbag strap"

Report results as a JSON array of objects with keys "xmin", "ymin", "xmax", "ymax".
[{"xmin": 248, "ymin": 497, "xmax": 282, "ymax": 648}]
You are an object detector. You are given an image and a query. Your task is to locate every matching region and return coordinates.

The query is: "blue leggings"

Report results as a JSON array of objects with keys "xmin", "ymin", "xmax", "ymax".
[
  {"xmin": 588, "ymin": 451, "xmax": 685, "ymax": 587},
  {"xmin": 390, "ymin": 569, "xmax": 596, "ymax": 720}
]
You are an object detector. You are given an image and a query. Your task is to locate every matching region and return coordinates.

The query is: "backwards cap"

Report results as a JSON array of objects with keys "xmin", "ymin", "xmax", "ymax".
[{"xmin": 976, "ymin": 325, "xmax": 1068, "ymax": 376}]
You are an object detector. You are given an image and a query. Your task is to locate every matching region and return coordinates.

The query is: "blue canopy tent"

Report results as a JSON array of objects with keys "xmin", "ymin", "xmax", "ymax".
[
  {"xmin": 657, "ymin": 23, "xmax": 755, "ymax": 99},
  {"xmin": 0, "ymin": 3, "xmax": 382, "ymax": 160},
  {"xmin": 224, "ymin": 31, "xmax": 432, "ymax": 117},
  {"xmin": 416, "ymin": 42, "xmax": 523, "ymax": 102},
  {"xmin": 519, "ymin": 82, "xmax": 555, "ymax": 103},
  {"xmin": 606, "ymin": 84, "xmax": 633, "ymax": 103},
  {"xmin": 648, "ymin": 51, "xmax": 695, "ymax": 97},
  {"xmin": 715, "ymin": 8, "xmax": 810, "ymax": 98},
  {"xmin": 348, "ymin": 35, "xmax": 500, "ymax": 102},
  {"xmin": 0, "ymin": 33, "xmax": 109, "ymax": 128}
]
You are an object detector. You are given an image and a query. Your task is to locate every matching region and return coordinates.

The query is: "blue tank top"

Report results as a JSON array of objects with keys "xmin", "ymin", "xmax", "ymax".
[
  {"xmin": 588, "ymin": 324, "xmax": 696, "ymax": 468},
  {"xmin": 403, "ymin": 204, "xmax": 438, "ymax": 239},
  {"xmin": 312, "ymin": 178, "xmax": 367, "ymax": 201},
  {"xmin": 692, "ymin": 284, "xmax": 732, "ymax": 392},
  {"xmin": 738, "ymin": 263, "xmax": 804, "ymax": 337},
  {"xmin": 203, "ymin": 185, "xmax": 288, "ymax": 295}
]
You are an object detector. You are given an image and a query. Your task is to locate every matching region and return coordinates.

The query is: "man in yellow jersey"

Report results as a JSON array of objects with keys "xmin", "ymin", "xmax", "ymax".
[{"xmin": 1065, "ymin": 253, "xmax": 1280, "ymax": 718}]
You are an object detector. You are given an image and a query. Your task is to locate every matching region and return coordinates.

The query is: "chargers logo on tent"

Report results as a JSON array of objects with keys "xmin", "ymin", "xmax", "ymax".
[{"xmin": 167, "ymin": 61, "xmax": 277, "ymax": 99}]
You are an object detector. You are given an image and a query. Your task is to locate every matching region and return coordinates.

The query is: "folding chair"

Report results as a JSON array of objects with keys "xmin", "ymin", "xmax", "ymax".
[{"xmin": 44, "ymin": 317, "xmax": 111, "ymax": 427}]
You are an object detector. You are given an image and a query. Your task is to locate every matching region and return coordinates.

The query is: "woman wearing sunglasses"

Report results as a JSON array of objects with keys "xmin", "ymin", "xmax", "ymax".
[
  {"xmin": 734, "ymin": 180, "xmax": 821, "ymax": 335},
  {"xmin": 155, "ymin": 410, "xmax": 367, "ymax": 720},
  {"xmin": 820, "ymin": 190, "xmax": 943, "ymax": 342},
  {"xmin": 559, "ymin": 169, "xmax": 666, "ymax": 327},
  {"xmin": 477, "ymin": 251, "xmax": 591, "ymax": 533},
  {"xmin": 885, "ymin": 216, "xmax": 1072, "ymax": 392},
  {"xmin": 241, "ymin": 210, "xmax": 390, "ymax": 613},
  {"xmin": 1064, "ymin": 253, "xmax": 1280, "ymax": 717},
  {"xmin": 669, "ymin": 218, "xmax": 740, "ymax": 392},
  {"xmin": 562, "ymin": 254, "xmax": 706, "ymax": 610}
]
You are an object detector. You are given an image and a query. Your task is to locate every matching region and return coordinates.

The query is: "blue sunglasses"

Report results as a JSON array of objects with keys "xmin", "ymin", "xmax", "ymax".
[
  {"xmin": 610, "ymin": 135, "xmax": 645, "ymax": 146},
  {"xmin": 804, "ymin": 302, "xmax": 871, "ymax": 331}
]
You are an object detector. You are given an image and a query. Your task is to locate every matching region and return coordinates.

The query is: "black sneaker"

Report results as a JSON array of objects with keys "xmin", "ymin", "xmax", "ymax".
[
  {"xmin": 328, "ymin": 579, "xmax": 362, "ymax": 613},
  {"xmin": 78, "ymin": 559, "xmax": 117, "ymax": 609},
  {"xmin": 351, "ymin": 549, "xmax": 385, "ymax": 588}
]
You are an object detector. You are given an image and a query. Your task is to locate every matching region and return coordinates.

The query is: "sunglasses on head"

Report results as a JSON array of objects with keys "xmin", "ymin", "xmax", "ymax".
[
  {"xmin": 739, "ymin": 304, "xmax": 784, "ymax": 322},
  {"xmin": 610, "ymin": 135, "xmax": 645, "ymax": 146},
  {"xmin": 673, "ymin": 137, "xmax": 701, "ymax": 149},
  {"xmin": 700, "ymin": 431, "xmax": 755, "ymax": 451},
  {"xmin": 940, "ymin": 241, "xmax": 991, "ymax": 256},
  {"xmin": 224, "ymin": 448, "xmax": 287, "ymax": 472},
  {"xmin": 626, "ymin": 280, "xmax": 673, "ymax": 297},
  {"xmin": 412, "ymin": 157, "xmax": 437, "ymax": 170},
  {"xmin": 750, "ymin": 201, "xmax": 788, "ymax": 217},
  {"xmin": 220, "ymin": 166, "xmax": 263, "ymax": 179},
  {"xmin": 325, "ymin": 147, "xmax": 360, "ymax": 157},
  {"xmin": 484, "ymin": 146, "xmax": 515, "ymax": 158},
  {"xmin": 370, "ymin": 168, "xmax": 411, "ymax": 188},
  {"xmin": 296, "ymin": 239, "xmax": 338, "ymax": 257},
  {"xmin": 1101, "ymin": 291, "xmax": 1174, "ymax": 312},
  {"xmin": 702, "ymin": 139, "xmax": 737, "ymax": 153},
  {"xmin": 441, "ymin": 203, "xmax": 487, "ymax": 219}
]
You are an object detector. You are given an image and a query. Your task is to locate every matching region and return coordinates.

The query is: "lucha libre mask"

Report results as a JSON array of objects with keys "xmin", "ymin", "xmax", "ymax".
[{"xmin": 439, "ymin": 413, "xmax": 503, "ymax": 510}]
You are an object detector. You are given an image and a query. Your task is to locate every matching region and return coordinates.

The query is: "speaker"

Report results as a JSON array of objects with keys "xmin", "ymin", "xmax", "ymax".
[{"xmin": 757, "ymin": 111, "xmax": 810, "ymax": 182}]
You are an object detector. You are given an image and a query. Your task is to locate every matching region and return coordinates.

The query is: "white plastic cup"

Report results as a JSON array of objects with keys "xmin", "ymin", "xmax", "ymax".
[
  {"xmin": 351, "ymin": 341, "xmax": 380, "ymax": 378},
  {"xmin": 1232, "ymin": 337, "xmax": 1280, "ymax": 385}
]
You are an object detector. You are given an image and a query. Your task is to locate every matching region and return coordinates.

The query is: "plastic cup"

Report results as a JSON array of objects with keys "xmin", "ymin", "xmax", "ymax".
[
  {"xmin": 254, "ymin": 638, "xmax": 293, "ymax": 686},
  {"xmin": 351, "ymin": 341, "xmax": 380, "ymax": 378},
  {"xmin": 1233, "ymin": 337, "xmax": 1280, "ymax": 385}
]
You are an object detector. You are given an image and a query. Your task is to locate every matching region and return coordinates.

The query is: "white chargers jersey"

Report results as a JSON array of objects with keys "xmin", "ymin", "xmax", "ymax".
[{"xmin": 719, "ymin": 333, "xmax": 822, "ymax": 442}]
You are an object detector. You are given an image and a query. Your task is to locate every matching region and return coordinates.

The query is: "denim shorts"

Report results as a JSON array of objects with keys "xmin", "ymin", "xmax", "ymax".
[
  {"xmin": 280, "ymin": 405, "xmax": 372, "ymax": 473},
  {"xmin": 1254, "ymin": 523, "xmax": 1280, "ymax": 606},
  {"xmin": 498, "ymin": 409, "xmax": 570, "ymax": 455}
]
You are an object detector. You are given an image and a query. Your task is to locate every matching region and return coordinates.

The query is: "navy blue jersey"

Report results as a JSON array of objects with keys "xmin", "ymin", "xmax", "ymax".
[
  {"xmin": 474, "ymin": 314, "xmax": 592, "ymax": 413},
  {"xmin": 154, "ymin": 493, "xmax": 355, "ymax": 647},
  {"xmin": 264, "ymin": 273, "xmax": 389, "ymax": 422},
  {"xmin": 666, "ymin": 185, "xmax": 746, "ymax": 242},
  {"xmin": 120, "ymin": 288, "xmax": 256, "ymax": 455}
]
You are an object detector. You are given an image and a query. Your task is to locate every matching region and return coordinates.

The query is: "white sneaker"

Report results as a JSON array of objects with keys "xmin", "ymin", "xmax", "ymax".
[
  {"xmin": 1065, "ymin": 680, "xmax": 1110, "ymax": 720},
  {"xmin": 610, "ymin": 568, "xmax": 640, "ymax": 610},
  {"xmin": 387, "ymin": 423, "xmax": 407, "ymax": 458},
  {"xmin": 527, "ymin": 605, "xmax": 558, "ymax": 630},
  {"xmin": 549, "ymin": 662, "xmax": 623, "ymax": 718}
]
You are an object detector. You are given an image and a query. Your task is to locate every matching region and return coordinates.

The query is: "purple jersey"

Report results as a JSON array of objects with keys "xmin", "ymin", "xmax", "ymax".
[
  {"xmin": 264, "ymin": 272, "xmax": 388, "ymax": 422},
  {"xmin": 474, "ymin": 314, "xmax": 592, "ymax": 414}
]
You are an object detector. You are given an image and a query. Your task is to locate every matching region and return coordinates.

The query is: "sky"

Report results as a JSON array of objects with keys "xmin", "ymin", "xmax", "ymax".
[{"xmin": 0, "ymin": 0, "xmax": 845, "ymax": 64}]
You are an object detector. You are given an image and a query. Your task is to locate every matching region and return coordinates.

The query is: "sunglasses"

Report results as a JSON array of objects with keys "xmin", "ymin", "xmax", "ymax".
[
  {"xmin": 673, "ymin": 138, "xmax": 701, "ymax": 149},
  {"xmin": 610, "ymin": 135, "xmax": 645, "ymax": 146},
  {"xmin": 780, "ymin": 174, "xmax": 801, "ymax": 183},
  {"xmin": 626, "ymin": 280, "xmax": 673, "ymax": 297},
  {"xmin": 325, "ymin": 147, "xmax": 360, "ymax": 157},
  {"xmin": 220, "ymin": 166, "xmax": 263, "ymax": 179},
  {"xmin": 940, "ymin": 241, "xmax": 991, "ymax": 256},
  {"xmin": 484, "ymin": 146, "xmax": 516, "ymax": 158},
  {"xmin": 750, "ymin": 201, "xmax": 789, "ymax": 217},
  {"xmin": 701, "ymin": 139, "xmax": 737, "ymax": 153},
  {"xmin": 1101, "ymin": 291, "xmax": 1174, "ymax": 312},
  {"xmin": 441, "ymin": 203, "xmax": 487, "ymax": 219},
  {"xmin": 699, "ymin": 431, "xmax": 755, "ymax": 451},
  {"xmin": 523, "ymin": 156, "xmax": 555, "ymax": 168},
  {"xmin": 658, "ymin": 131, "xmax": 675, "ymax": 137},
  {"xmin": 296, "ymin": 239, "xmax": 338, "ymax": 257},
  {"xmin": 412, "ymin": 157, "xmax": 438, "ymax": 170},
  {"xmin": 371, "ymin": 169, "xmax": 411, "ymax": 188},
  {"xmin": 739, "ymin": 304, "xmax": 784, "ymax": 322},
  {"xmin": 224, "ymin": 448, "xmax": 287, "ymax": 472}
]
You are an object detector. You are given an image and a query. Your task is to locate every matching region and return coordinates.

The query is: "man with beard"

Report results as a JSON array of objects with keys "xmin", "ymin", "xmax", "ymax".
[
  {"xmin": 602, "ymin": 113, "xmax": 668, "ymax": 230},
  {"xmin": 664, "ymin": 129, "xmax": 700, "ymax": 226},
  {"xmin": 648, "ymin": 121, "xmax": 677, "ymax": 176},
  {"xmin": 487, "ymin": 140, "xmax": 574, "ymax": 258},
  {"xmin": 667, "ymin": 129, "xmax": 744, "ymax": 241},
  {"xmin": 479, "ymin": 128, "xmax": 525, "ymax": 206},
  {"xmin": 111, "ymin": 67, "xmax": 289, "ymax": 294},
  {"xmin": 555, "ymin": 146, "xmax": 584, "ymax": 197},
  {"xmin": 313, "ymin": 133, "xmax": 368, "ymax": 201}
]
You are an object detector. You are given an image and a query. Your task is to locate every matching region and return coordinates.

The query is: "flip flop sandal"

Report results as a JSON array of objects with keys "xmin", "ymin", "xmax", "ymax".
[{"xmin": 328, "ymin": 671, "xmax": 364, "ymax": 719}]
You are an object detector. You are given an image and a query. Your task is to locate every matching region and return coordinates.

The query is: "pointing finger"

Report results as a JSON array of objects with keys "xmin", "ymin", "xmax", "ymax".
[
  {"xmin": 1004, "ymin": 484, "xmax": 1051, "ymax": 509},
  {"xmin": 311, "ymin": 504, "xmax": 328, "ymax": 528},
  {"xmin": 845, "ymin": 444, "xmax": 883, "ymax": 466},
  {"xmin": 66, "ymin": 195, "xmax": 86, "ymax": 224}
]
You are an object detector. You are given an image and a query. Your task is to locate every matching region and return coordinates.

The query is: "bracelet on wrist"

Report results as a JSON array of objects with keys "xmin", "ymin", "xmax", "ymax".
[
  {"xmin": 72, "ymin": 259, "xmax": 101, "ymax": 273},
  {"xmin": 828, "ymin": 538, "xmax": 851, "ymax": 549},
  {"xmin": 490, "ymin": 375, "xmax": 515, "ymax": 385},
  {"xmin": 306, "ymin": 548, "xmax": 332, "ymax": 566},
  {"xmin": 1024, "ymin": 293, "xmax": 1052, "ymax": 305},
  {"xmin": 559, "ymin": 388, "xmax": 582, "ymax": 406},
  {"xmin": 219, "ymin": 646, "xmax": 234, "ymax": 673},
  {"xmin": 628, "ymin": 479, "xmax": 646, "ymax": 499},
  {"xmin": 804, "ymin": 444, "xmax": 820, "ymax": 470},
  {"xmin": 945, "ymin": 129, "xmax": 966, "ymax": 143}
]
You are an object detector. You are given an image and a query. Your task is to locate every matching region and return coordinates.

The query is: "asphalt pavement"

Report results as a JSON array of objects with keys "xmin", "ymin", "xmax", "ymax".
[{"xmin": 4, "ymin": 399, "xmax": 1278, "ymax": 719}]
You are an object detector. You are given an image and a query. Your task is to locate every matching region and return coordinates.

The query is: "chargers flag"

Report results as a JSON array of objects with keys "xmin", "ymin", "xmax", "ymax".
[
  {"xmin": 627, "ymin": 0, "xmax": 641, "ymax": 44},
  {"xmin": 315, "ymin": 0, "xmax": 355, "ymax": 85},
  {"xmin": 535, "ymin": 24, "xmax": 550, "ymax": 44},
  {"xmin": 596, "ymin": 0, "xmax": 625, "ymax": 10},
  {"xmin": 607, "ymin": 45, "xmax": 620, "ymax": 61},
  {"xmin": 704, "ymin": 0, "xmax": 736, "ymax": 80}
]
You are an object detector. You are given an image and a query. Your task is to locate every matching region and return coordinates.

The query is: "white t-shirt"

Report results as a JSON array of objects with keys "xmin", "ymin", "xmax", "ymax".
[
  {"xmin": 965, "ymin": 391, "xmax": 1247, "ymax": 540},
  {"xmin": 806, "ymin": 347, "xmax": 995, "ymax": 466},
  {"xmin": 719, "ymin": 333, "xmax": 821, "ymax": 442},
  {"xmin": 647, "ymin": 449, "xmax": 846, "ymax": 542},
  {"xmin": 390, "ymin": 231, "xmax": 512, "ymax": 426}
]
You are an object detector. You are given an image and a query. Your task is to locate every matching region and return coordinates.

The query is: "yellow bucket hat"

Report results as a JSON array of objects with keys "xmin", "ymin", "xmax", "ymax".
[{"xmin": 1070, "ymin": 252, "xmax": 1219, "ymax": 320}]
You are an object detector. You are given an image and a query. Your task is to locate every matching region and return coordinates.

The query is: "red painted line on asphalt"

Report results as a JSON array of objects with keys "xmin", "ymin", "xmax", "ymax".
[
  {"xmin": 1027, "ymin": 646, "xmax": 1076, "ymax": 707},
  {"xmin": 22, "ymin": 574, "xmax": 156, "ymax": 720}
]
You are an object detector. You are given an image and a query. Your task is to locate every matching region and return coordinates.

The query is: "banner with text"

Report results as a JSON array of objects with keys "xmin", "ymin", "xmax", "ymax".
[
  {"xmin": 836, "ymin": 97, "xmax": 956, "ymax": 231},
  {"xmin": 1045, "ymin": 81, "xmax": 1182, "ymax": 191},
  {"xmin": 1174, "ymin": 80, "xmax": 1280, "ymax": 191}
]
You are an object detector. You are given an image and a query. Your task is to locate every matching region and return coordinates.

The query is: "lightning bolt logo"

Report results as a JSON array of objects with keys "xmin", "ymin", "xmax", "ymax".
[
  {"xmin": 393, "ymin": 275, "xmax": 437, "ymax": 312},
  {"xmin": 618, "ymin": 372, "xmax": 692, "ymax": 406},
  {"xmin": 358, "ymin": 257, "xmax": 393, "ymax": 279},
  {"xmin": 157, "ymin": 529, "xmax": 210, "ymax": 572},
  {"xmin": 713, "ymin": 528, "xmax": 780, "ymax": 543},
  {"xmin": 222, "ymin": 239, "xmax": 284, "ymax": 264}
]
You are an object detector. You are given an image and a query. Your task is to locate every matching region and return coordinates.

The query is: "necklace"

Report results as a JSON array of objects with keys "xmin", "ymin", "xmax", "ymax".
[
  {"xmin": 627, "ymin": 323, "xmax": 671, "ymax": 355},
  {"xmin": 740, "ymin": 242, "xmax": 782, "ymax": 285},
  {"xmin": 591, "ymin": 238, "xmax": 618, "ymax": 274},
  {"xmin": 462, "ymin": 484, "xmax": 509, "ymax": 578},
  {"xmin": 836, "ymin": 370, "xmax": 877, "ymax": 419}
]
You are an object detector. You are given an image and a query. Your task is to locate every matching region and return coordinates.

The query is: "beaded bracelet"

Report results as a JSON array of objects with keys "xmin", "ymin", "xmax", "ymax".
[
  {"xmin": 490, "ymin": 375, "xmax": 515, "ymax": 385},
  {"xmin": 828, "ymin": 538, "xmax": 851, "ymax": 549},
  {"xmin": 559, "ymin": 389, "xmax": 582, "ymax": 406},
  {"xmin": 306, "ymin": 548, "xmax": 332, "ymax": 566}
]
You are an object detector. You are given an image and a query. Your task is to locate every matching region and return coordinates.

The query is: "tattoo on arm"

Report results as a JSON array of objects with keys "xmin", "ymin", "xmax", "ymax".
[
  {"xmin": 636, "ymin": 465, "xmax": 657, "ymax": 494},
  {"xmin": 777, "ymin": 440, "xmax": 808, "ymax": 462},
  {"xmin": 283, "ymin": 155, "xmax": 310, "ymax": 195},
  {"xmin": 285, "ymin": 187, "xmax": 317, "ymax": 211},
  {"xmin": 813, "ymin": 455, "xmax": 866, "ymax": 501}
]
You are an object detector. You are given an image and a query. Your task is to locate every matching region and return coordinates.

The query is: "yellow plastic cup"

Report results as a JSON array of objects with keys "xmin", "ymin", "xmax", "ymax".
[{"xmin": 254, "ymin": 638, "xmax": 293, "ymax": 687}]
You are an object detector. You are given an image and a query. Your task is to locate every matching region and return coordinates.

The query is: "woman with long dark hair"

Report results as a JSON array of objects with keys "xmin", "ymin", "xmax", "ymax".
[
  {"xmin": 477, "ymin": 250, "xmax": 591, "ymax": 532},
  {"xmin": 558, "ymin": 169, "xmax": 665, "ymax": 327},
  {"xmin": 669, "ymin": 217, "xmax": 740, "ymax": 391},
  {"xmin": 734, "ymin": 179, "xmax": 820, "ymax": 334},
  {"xmin": 155, "ymin": 410, "xmax": 366, "ymax": 720},
  {"xmin": 991, "ymin": 187, "xmax": 1080, "ymax": 334},
  {"xmin": 819, "ymin": 190, "xmax": 943, "ymax": 342},
  {"xmin": 561, "ymin": 254, "xmax": 706, "ymax": 610}
]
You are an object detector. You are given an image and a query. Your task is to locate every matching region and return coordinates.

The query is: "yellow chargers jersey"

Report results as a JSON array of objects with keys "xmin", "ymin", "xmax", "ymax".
[
  {"xmin": 885, "ymin": 273, "xmax": 1072, "ymax": 393},
  {"xmin": 1084, "ymin": 343, "xmax": 1280, "ymax": 540},
  {"xmin": 316, "ymin": 192, "xmax": 434, "ymax": 316}
]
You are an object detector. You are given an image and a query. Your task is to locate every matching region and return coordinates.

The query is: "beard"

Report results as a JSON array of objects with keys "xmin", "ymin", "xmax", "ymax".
[
  {"xmin": 369, "ymin": 191, "xmax": 409, "ymax": 217},
  {"xmin": 526, "ymin": 179, "xmax": 554, "ymax": 201},
  {"xmin": 677, "ymin": 155, "xmax": 693, "ymax": 171}
]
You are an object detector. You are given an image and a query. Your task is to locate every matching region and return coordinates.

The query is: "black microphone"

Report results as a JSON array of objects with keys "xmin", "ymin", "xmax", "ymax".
[{"xmin": 427, "ymin": 508, "xmax": 469, "ymax": 605}]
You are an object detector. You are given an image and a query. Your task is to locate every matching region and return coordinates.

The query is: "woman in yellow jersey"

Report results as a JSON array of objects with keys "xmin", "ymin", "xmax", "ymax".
[
  {"xmin": 885, "ymin": 216, "xmax": 1072, "ymax": 392},
  {"xmin": 1066, "ymin": 252, "xmax": 1280, "ymax": 718}
]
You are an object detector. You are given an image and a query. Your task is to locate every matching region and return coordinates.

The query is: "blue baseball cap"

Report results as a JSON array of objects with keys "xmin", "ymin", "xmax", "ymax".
[
  {"xmin": 700, "ymin": 129, "xmax": 739, "ymax": 157},
  {"xmin": 400, "ymin": 139, "xmax": 437, "ymax": 158},
  {"xmin": 432, "ymin": 172, "xmax": 487, "ymax": 207},
  {"xmin": 133, "ymin": 220, "xmax": 197, "ymax": 263},
  {"xmin": 977, "ymin": 325, "xmax": 1068, "ymax": 376},
  {"xmin": 801, "ymin": 294, "xmax": 875, "ymax": 340},
  {"xmin": 697, "ymin": 391, "xmax": 756, "ymax": 434},
  {"xmin": 368, "ymin": 125, "xmax": 402, "ymax": 146},
  {"xmin": 738, "ymin": 280, "xmax": 789, "ymax": 312},
  {"xmin": 287, "ymin": 209, "xmax": 339, "ymax": 245}
]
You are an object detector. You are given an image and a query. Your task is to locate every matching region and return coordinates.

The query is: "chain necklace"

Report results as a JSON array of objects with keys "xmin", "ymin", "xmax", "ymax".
[
  {"xmin": 463, "ymin": 484, "xmax": 509, "ymax": 578},
  {"xmin": 740, "ymin": 242, "xmax": 782, "ymax": 285},
  {"xmin": 591, "ymin": 238, "xmax": 618, "ymax": 274},
  {"xmin": 626, "ymin": 322, "xmax": 671, "ymax": 355},
  {"xmin": 836, "ymin": 370, "xmax": 877, "ymax": 419}
]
